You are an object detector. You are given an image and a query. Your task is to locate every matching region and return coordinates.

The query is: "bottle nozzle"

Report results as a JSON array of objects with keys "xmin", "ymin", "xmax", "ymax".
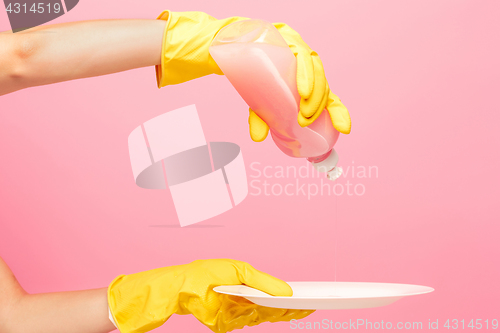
[
  {"xmin": 327, "ymin": 166, "xmax": 343, "ymax": 181},
  {"xmin": 310, "ymin": 149, "xmax": 341, "ymax": 181}
]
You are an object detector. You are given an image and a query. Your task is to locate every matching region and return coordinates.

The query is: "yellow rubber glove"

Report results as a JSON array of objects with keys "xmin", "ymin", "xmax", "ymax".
[
  {"xmin": 249, "ymin": 91, "xmax": 351, "ymax": 142},
  {"xmin": 154, "ymin": 11, "xmax": 351, "ymax": 138},
  {"xmin": 108, "ymin": 259, "xmax": 314, "ymax": 333},
  {"xmin": 249, "ymin": 23, "xmax": 351, "ymax": 142}
]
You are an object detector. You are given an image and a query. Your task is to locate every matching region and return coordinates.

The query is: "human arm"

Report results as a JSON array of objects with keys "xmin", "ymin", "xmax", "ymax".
[
  {"xmin": 108, "ymin": 258, "xmax": 313, "ymax": 333},
  {"xmin": 0, "ymin": 11, "xmax": 350, "ymax": 134},
  {"xmin": 0, "ymin": 19, "xmax": 166, "ymax": 96},
  {"xmin": 1, "ymin": 257, "xmax": 312, "ymax": 333},
  {"xmin": 153, "ymin": 11, "xmax": 351, "ymax": 135},
  {"xmin": 0, "ymin": 257, "xmax": 116, "ymax": 333}
]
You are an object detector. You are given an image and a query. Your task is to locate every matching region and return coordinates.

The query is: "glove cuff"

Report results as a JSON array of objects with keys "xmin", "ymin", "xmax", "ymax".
[
  {"xmin": 155, "ymin": 10, "xmax": 223, "ymax": 87},
  {"xmin": 108, "ymin": 306, "xmax": 117, "ymax": 328},
  {"xmin": 155, "ymin": 11, "xmax": 249, "ymax": 88},
  {"xmin": 155, "ymin": 10, "xmax": 172, "ymax": 88},
  {"xmin": 107, "ymin": 268, "xmax": 184, "ymax": 333}
]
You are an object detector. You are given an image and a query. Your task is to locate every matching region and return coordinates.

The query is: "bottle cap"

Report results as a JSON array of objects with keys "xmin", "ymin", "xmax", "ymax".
[{"xmin": 311, "ymin": 149, "xmax": 342, "ymax": 181}]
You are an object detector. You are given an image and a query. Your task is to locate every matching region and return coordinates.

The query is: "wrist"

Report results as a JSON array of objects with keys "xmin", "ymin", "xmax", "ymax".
[
  {"xmin": 108, "ymin": 306, "xmax": 117, "ymax": 328},
  {"xmin": 107, "ymin": 268, "xmax": 183, "ymax": 333}
]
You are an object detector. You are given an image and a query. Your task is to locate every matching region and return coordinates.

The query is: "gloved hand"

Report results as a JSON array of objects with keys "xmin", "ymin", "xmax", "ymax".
[
  {"xmin": 155, "ymin": 11, "xmax": 351, "ymax": 138},
  {"xmin": 249, "ymin": 91, "xmax": 351, "ymax": 141},
  {"xmin": 108, "ymin": 259, "xmax": 314, "ymax": 333},
  {"xmin": 249, "ymin": 23, "xmax": 351, "ymax": 142}
]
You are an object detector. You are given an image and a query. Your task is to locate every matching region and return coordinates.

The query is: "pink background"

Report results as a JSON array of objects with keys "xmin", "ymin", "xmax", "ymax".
[{"xmin": 1, "ymin": 0, "xmax": 499, "ymax": 332}]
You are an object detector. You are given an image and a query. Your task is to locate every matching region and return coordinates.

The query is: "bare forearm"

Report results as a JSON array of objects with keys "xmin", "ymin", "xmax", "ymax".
[
  {"xmin": 6, "ymin": 288, "xmax": 115, "ymax": 333},
  {"xmin": 0, "ymin": 258, "xmax": 115, "ymax": 333},
  {"xmin": 0, "ymin": 19, "xmax": 166, "ymax": 95}
]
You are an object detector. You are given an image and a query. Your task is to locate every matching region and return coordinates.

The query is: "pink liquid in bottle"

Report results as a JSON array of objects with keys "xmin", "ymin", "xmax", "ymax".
[{"xmin": 210, "ymin": 20, "xmax": 342, "ymax": 180}]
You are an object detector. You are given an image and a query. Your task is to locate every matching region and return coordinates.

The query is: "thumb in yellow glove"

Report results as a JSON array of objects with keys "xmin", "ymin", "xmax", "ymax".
[{"xmin": 108, "ymin": 259, "xmax": 314, "ymax": 333}]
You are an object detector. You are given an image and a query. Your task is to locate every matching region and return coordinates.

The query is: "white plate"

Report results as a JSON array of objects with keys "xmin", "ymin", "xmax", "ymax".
[{"xmin": 214, "ymin": 282, "xmax": 434, "ymax": 310}]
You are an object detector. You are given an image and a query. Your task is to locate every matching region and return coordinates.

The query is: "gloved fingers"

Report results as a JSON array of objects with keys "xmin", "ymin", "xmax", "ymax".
[
  {"xmin": 218, "ymin": 295, "xmax": 307, "ymax": 332},
  {"xmin": 272, "ymin": 22, "xmax": 314, "ymax": 100},
  {"xmin": 269, "ymin": 309, "xmax": 315, "ymax": 322},
  {"xmin": 295, "ymin": 47, "xmax": 315, "ymax": 100},
  {"xmin": 231, "ymin": 260, "xmax": 293, "ymax": 297},
  {"xmin": 298, "ymin": 80, "xmax": 330, "ymax": 127},
  {"xmin": 244, "ymin": 307, "xmax": 314, "ymax": 327},
  {"xmin": 327, "ymin": 92, "xmax": 352, "ymax": 134},
  {"xmin": 298, "ymin": 54, "xmax": 328, "ymax": 119},
  {"xmin": 248, "ymin": 108, "xmax": 270, "ymax": 142},
  {"xmin": 272, "ymin": 22, "xmax": 305, "ymax": 45},
  {"xmin": 216, "ymin": 295, "xmax": 264, "ymax": 332},
  {"xmin": 272, "ymin": 21, "xmax": 287, "ymax": 32}
]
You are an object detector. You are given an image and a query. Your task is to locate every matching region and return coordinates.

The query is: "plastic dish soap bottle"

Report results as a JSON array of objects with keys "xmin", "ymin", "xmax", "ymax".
[{"xmin": 210, "ymin": 19, "xmax": 342, "ymax": 180}]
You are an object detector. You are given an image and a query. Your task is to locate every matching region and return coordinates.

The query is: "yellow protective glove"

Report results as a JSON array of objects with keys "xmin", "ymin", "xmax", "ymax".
[
  {"xmin": 249, "ymin": 23, "xmax": 351, "ymax": 142},
  {"xmin": 249, "ymin": 91, "xmax": 351, "ymax": 142},
  {"xmin": 154, "ymin": 11, "xmax": 351, "ymax": 139},
  {"xmin": 108, "ymin": 259, "xmax": 314, "ymax": 333}
]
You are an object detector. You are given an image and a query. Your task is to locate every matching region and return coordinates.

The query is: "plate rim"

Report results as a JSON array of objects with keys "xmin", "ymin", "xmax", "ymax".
[{"xmin": 213, "ymin": 281, "xmax": 435, "ymax": 300}]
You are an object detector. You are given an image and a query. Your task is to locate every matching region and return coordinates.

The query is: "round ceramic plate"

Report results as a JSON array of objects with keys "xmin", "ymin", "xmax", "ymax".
[{"xmin": 214, "ymin": 282, "xmax": 434, "ymax": 310}]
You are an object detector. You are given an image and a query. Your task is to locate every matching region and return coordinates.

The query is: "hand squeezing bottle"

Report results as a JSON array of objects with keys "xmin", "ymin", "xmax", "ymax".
[{"xmin": 209, "ymin": 20, "xmax": 343, "ymax": 180}]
